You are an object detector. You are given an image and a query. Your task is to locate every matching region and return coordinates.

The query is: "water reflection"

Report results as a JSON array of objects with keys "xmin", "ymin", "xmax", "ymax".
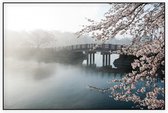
[{"xmin": 4, "ymin": 52, "xmax": 163, "ymax": 109}]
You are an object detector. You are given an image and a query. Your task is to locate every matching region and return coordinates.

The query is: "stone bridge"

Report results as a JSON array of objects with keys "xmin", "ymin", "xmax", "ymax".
[{"xmin": 54, "ymin": 44, "xmax": 126, "ymax": 67}]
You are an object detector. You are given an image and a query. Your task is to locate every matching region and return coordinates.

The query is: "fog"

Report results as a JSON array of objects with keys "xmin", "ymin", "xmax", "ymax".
[
  {"xmin": 5, "ymin": 30, "xmax": 132, "ymax": 48},
  {"xmin": 4, "ymin": 30, "xmax": 132, "ymax": 62},
  {"xmin": 4, "ymin": 29, "xmax": 133, "ymax": 109},
  {"xmin": 5, "ymin": 30, "xmax": 93, "ymax": 48}
]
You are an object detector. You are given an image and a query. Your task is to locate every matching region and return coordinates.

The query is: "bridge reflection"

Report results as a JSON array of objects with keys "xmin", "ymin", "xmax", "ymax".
[
  {"xmin": 83, "ymin": 64, "xmax": 131, "ymax": 73},
  {"xmin": 80, "ymin": 65, "xmax": 130, "ymax": 78}
]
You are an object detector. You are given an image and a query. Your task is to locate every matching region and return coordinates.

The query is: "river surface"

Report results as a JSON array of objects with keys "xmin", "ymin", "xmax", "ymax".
[{"xmin": 4, "ymin": 53, "xmax": 164, "ymax": 109}]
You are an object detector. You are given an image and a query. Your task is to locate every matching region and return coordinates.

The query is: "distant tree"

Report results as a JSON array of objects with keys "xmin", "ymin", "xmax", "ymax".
[
  {"xmin": 77, "ymin": 3, "xmax": 165, "ymax": 109},
  {"xmin": 24, "ymin": 30, "xmax": 57, "ymax": 48}
]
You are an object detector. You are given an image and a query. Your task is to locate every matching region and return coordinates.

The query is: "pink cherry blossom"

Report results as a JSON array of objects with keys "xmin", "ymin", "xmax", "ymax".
[{"xmin": 78, "ymin": 3, "xmax": 165, "ymax": 109}]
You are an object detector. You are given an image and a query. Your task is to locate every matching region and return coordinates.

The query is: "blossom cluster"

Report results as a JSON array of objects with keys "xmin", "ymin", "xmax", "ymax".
[{"xmin": 78, "ymin": 3, "xmax": 165, "ymax": 109}]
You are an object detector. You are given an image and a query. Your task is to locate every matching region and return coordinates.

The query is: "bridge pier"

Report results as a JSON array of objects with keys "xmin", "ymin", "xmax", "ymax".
[
  {"xmin": 102, "ymin": 54, "xmax": 105, "ymax": 66},
  {"xmin": 101, "ymin": 52, "xmax": 111, "ymax": 67},
  {"xmin": 86, "ymin": 51, "xmax": 96, "ymax": 66},
  {"xmin": 108, "ymin": 54, "xmax": 110, "ymax": 65}
]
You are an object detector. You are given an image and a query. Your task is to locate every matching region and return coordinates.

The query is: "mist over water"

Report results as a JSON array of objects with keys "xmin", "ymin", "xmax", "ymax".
[
  {"xmin": 5, "ymin": 54, "xmax": 127, "ymax": 109},
  {"xmin": 4, "ymin": 30, "xmax": 137, "ymax": 109}
]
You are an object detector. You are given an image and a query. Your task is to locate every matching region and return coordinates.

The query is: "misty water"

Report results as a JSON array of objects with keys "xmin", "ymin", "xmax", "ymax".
[{"xmin": 4, "ymin": 53, "xmax": 163, "ymax": 109}]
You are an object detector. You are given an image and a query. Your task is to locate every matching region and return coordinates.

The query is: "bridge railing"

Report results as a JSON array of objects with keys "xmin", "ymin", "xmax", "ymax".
[{"xmin": 54, "ymin": 43, "xmax": 124, "ymax": 52}]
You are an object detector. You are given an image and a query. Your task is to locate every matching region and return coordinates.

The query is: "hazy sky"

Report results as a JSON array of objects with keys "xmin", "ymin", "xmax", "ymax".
[{"xmin": 4, "ymin": 4, "xmax": 111, "ymax": 32}]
